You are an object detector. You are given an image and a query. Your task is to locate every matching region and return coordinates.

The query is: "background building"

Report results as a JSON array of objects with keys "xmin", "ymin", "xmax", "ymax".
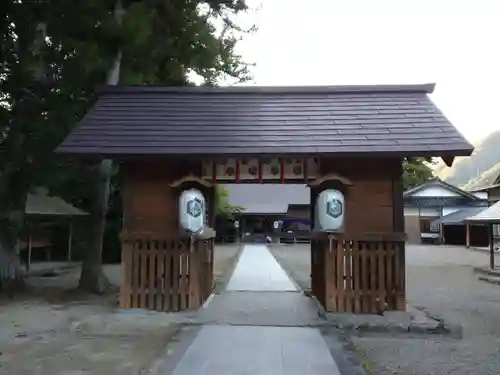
[
  {"xmin": 404, "ymin": 178, "xmax": 489, "ymax": 245},
  {"xmin": 216, "ymin": 184, "xmax": 310, "ymax": 242}
]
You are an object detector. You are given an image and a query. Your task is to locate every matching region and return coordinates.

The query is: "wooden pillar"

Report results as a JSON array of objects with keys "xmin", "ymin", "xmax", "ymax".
[
  {"xmin": 120, "ymin": 161, "xmax": 215, "ymax": 312},
  {"xmin": 489, "ymin": 223, "xmax": 495, "ymax": 269},
  {"xmin": 119, "ymin": 238, "xmax": 132, "ymax": 308},
  {"xmin": 391, "ymin": 159, "xmax": 406, "ymax": 311},
  {"xmin": 465, "ymin": 222, "xmax": 471, "ymax": 248},
  {"xmin": 309, "ymin": 175, "xmax": 351, "ymax": 312},
  {"xmin": 309, "ymin": 184, "xmax": 323, "ymax": 304}
]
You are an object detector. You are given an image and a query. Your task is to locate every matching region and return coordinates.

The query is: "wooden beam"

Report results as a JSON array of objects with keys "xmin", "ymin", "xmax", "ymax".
[
  {"xmin": 308, "ymin": 173, "xmax": 354, "ymax": 187},
  {"xmin": 170, "ymin": 174, "xmax": 213, "ymax": 188},
  {"xmin": 442, "ymin": 156, "xmax": 455, "ymax": 167}
]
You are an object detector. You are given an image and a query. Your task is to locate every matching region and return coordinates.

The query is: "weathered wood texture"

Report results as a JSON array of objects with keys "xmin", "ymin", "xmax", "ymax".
[
  {"xmin": 120, "ymin": 235, "xmax": 214, "ymax": 311},
  {"xmin": 318, "ymin": 157, "xmax": 399, "ymax": 236},
  {"xmin": 314, "ymin": 235, "xmax": 405, "ymax": 313},
  {"xmin": 122, "ymin": 160, "xmax": 212, "ymax": 235},
  {"xmin": 121, "ymin": 157, "xmax": 406, "ymax": 314},
  {"xmin": 310, "ymin": 157, "xmax": 406, "ymax": 312}
]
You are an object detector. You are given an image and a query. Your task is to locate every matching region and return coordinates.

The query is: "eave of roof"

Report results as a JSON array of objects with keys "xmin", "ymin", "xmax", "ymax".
[
  {"xmin": 403, "ymin": 178, "xmax": 479, "ymax": 200},
  {"xmin": 56, "ymin": 83, "xmax": 474, "ymax": 163},
  {"xmin": 470, "ymin": 183, "xmax": 500, "ymax": 193},
  {"xmin": 97, "ymin": 83, "xmax": 437, "ymax": 95},
  {"xmin": 467, "ymin": 201, "xmax": 500, "ymax": 223},
  {"xmin": 431, "ymin": 207, "xmax": 485, "ymax": 225},
  {"xmin": 25, "ymin": 192, "xmax": 89, "ymax": 217}
]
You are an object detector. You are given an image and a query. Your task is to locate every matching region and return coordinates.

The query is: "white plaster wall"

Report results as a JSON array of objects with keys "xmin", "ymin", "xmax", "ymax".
[
  {"xmin": 419, "ymin": 207, "xmax": 441, "ymax": 217},
  {"xmin": 413, "ymin": 185, "xmax": 460, "ymax": 197},
  {"xmin": 404, "ymin": 207, "xmax": 419, "ymax": 216},
  {"xmin": 473, "ymin": 191, "xmax": 488, "ymax": 199},
  {"xmin": 404, "ymin": 207, "xmax": 441, "ymax": 217}
]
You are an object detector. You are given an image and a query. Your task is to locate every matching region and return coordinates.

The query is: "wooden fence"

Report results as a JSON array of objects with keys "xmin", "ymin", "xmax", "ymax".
[
  {"xmin": 120, "ymin": 235, "xmax": 214, "ymax": 312},
  {"xmin": 315, "ymin": 235, "xmax": 406, "ymax": 313}
]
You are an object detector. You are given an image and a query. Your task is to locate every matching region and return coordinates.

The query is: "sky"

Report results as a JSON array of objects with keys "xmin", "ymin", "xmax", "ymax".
[{"xmin": 230, "ymin": 0, "xmax": 500, "ymax": 144}]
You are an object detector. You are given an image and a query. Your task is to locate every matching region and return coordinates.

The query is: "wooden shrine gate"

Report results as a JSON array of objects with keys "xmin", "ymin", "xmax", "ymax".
[
  {"xmin": 57, "ymin": 84, "xmax": 474, "ymax": 314},
  {"xmin": 311, "ymin": 234, "xmax": 406, "ymax": 313},
  {"xmin": 119, "ymin": 234, "xmax": 214, "ymax": 311}
]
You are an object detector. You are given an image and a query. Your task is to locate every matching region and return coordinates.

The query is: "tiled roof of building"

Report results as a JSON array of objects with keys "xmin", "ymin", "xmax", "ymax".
[
  {"xmin": 467, "ymin": 201, "xmax": 500, "ymax": 223},
  {"xmin": 57, "ymin": 84, "xmax": 473, "ymax": 160},
  {"xmin": 25, "ymin": 188, "xmax": 88, "ymax": 216}
]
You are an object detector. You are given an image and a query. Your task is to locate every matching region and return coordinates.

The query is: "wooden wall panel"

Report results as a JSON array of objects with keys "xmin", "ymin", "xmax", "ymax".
[
  {"xmin": 321, "ymin": 236, "xmax": 405, "ymax": 313},
  {"xmin": 319, "ymin": 157, "xmax": 400, "ymax": 236},
  {"xmin": 489, "ymin": 186, "xmax": 500, "ymax": 202},
  {"xmin": 122, "ymin": 160, "xmax": 204, "ymax": 236},
  {"xmin": 120, "ymin": 235, "xmax": 214, "ymax": 311}
]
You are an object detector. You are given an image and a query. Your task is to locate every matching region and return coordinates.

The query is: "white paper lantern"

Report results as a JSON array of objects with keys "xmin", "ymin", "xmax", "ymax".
[
  {"xmin": 179, "ymin": 188, "xmax": 205, "ymax": 234},
  {"xmin": 315, "ymin": 189, "xmax": 345, "ymax": 233}
]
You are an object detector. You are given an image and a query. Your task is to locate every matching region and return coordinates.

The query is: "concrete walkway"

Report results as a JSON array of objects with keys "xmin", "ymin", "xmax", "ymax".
[
  {"xmin": 167, "ymin": 245, "xmax": 342, "ymax": 375},
  {"xmin": 226, "ymin": 244, "xmax": 297, "ymax": 291}
]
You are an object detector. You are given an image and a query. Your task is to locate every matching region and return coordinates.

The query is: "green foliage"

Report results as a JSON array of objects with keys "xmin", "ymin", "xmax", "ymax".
[
  {"xmin": 214, "ymin": 185, "xmax": 244, "ymax": 218},
  {"xmin": 402, "ymin": 157, "xmax": 435, "ymax": 190},
  {"xmin": 0, "ymin": 0, "xmax": 254, "ymax": 272}
]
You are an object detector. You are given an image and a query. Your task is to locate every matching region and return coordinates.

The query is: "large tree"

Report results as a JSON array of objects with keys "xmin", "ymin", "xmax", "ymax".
[
  {"xmin": 0, "ymin": 0, "xmax": 254, "ymax": 291},
  {"xmin": 0, "ymin": 2, "xmax": 56, "ymax": 288}
]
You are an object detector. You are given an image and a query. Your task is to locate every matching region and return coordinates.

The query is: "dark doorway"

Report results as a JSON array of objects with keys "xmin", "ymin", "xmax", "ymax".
[
  {"xmin": 443, "ymin": 224, "xmax": 489, "ymax": 247},
  {"xmin": 443, "ymin": 225, "xmax": 464, "ymax": 245},
  {"xmin": 470, "ymin": 225, "xmax": 489, "ymax": 247}
]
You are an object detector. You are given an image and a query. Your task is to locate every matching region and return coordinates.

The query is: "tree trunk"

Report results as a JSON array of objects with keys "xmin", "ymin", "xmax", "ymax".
[
  {"xmin": 78, "ymin": 0, "xmax": 124, "ymax": 293},
  {"xmin": 0, "ymin": 243, "xmax": 23, "ymax": 292},
  {"xmin": 0, "ymin": 10, "xmax": 48, "ymax": 291},
  {"xmin": 78, "ymin": 160, "xmax": 113, "ymax": 292},
  {"xmin": 0, "ymin": 205, "xmax": 26, "ymax": 292}
]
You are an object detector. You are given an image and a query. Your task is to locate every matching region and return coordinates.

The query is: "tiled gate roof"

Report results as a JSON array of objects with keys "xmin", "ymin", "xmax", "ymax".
[{"xmin": 57, "ymin": 84, "xmax": 473, "ymax": 159}]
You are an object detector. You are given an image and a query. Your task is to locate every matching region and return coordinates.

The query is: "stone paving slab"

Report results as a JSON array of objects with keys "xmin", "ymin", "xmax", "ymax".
[
  {"xmin": 226, "ymin": 245, "xmax": 297, "ymax": 291},
  {"xmin": 196, "ymin": 291, "xmax": 322, "ymax": 326},
  {"xmin": 170, "ymin": 325, "xmax": 341, "ymax": 375}
]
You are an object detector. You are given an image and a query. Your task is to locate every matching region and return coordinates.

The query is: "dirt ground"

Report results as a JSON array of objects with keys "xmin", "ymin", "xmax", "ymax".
[
  {"xmin": 270, "ymin": 243, "xmax": 500, "ymax": 375},
  {"xmin": 0, "ymin": 243, "xmax": 240, "ymax": 375}
]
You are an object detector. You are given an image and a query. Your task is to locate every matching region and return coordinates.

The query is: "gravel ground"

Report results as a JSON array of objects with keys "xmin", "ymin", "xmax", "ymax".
[
  {"xmin": 212, "ymin": 243, "xmax": 242, "ymax": 288},
  {"xmin": 269, "ymin": 243, "xmax": 311, "ymax": 291},
  {"xmin": 270, "ymin": 243, "xmax": 500, "ymax": 375},
  {"xmin": 0, "ymin": 244, "xmax": 240, "ymax": 375}
]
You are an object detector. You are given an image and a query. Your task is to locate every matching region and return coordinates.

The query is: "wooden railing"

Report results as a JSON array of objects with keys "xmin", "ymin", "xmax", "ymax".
[
  {"xmin": 120, "ymin": 234, "xmax": 214, "ymax": 312},
  {"xmin": 313, "ymin": 234, "xmax": 406, "ymax": 314}
]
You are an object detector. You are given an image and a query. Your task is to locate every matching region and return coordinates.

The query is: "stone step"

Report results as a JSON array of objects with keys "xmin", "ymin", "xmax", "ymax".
[
  {"xmin": 478, "ymin": 275, "xmax": 500, "ymax": 286},
  {"xmin": 473, "ymin": 266, "xmax": 500, "ymax": 277}
]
